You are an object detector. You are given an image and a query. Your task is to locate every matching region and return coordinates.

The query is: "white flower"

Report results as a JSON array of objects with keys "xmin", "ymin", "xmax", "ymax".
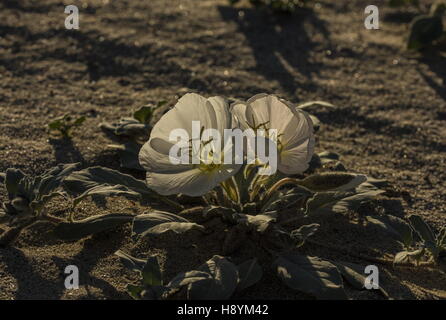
[
  {"xmin": 139, "ymin": 93, "xmax": 240, "ymax": 197},
  {"xmin": 231, "ymin": 93, "xmax": 315, "ymax": 175}
]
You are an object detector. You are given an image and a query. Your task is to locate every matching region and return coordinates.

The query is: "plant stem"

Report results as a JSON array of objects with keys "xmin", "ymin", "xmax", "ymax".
[
  {"xmin": 262, "ymin": 177, "xmax": 302, "ymax": 205},
  {"xmin": 220, "ymin": 179, "xmax": 239, "ymax": 204},
  {"xmin": 158, "ymin": 195, "xmax": 184, "ymax": 211}
]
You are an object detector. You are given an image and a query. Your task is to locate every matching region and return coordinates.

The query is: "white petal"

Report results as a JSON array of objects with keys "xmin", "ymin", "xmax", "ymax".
[
  {"xmin": 280, "ymin": 108, "xmax": 314, "ymax": 149},
  {"xmin": 146, "ymin": 165, "xmax": 241, "ymax": 197},
  {"xmin": 278, "ymin": 136, "xmax": 314, "ymax": 175},
  {"xmin": 230, "ymin": 102, "xmax": 249, "ymax": 130},
  {"xmin": 139, "ymin": 137, "xmax": 193, "ymax": 173},
  {"xmin": 207, "ymin": 96, "xmax": 231, "ymax": 134},
  {"xmin": 150, "ymin": 93, "xmax": 213, "ymax": 141}
]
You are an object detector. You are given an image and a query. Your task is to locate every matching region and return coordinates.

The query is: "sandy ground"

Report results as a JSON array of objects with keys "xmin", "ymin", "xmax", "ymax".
[{"xmin": 0, "ymin": 0, "xmax": 445, "ymax": 299}]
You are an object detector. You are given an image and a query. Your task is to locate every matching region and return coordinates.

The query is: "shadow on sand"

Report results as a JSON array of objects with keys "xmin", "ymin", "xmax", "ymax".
[{"xmin": 218, "ymin": 5, "xmax": 330, "ymax": 96}]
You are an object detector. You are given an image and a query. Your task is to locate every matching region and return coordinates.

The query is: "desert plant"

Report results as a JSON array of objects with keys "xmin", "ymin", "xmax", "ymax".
[
  {"xmin": 99, "ymin": 101, "xmax": 166, "ymax": 170},
  {"xmin": 47, "ymin": 114, "xmax": 86, "ymax": 139},
  {"xmin": 0, "ymin": 163, "xmax": 80, "ymax": 246},
  {"xmin": 116, "ymin": 253, "xmax": 263, "ymax": 300},
  {"xmin": 58, "ymin": 93, "xmax": 407, "ymax": 299},
  {"xmin": 407, "ymin": 1, "xmax": 446, "ymax": 50},
  {"xmin": 389, "ymin": 0, "xmax": 446, "ymax": 50},
  {"xmin": 3, "ymin": 92, "xmax": 441, "ymax": 300}
]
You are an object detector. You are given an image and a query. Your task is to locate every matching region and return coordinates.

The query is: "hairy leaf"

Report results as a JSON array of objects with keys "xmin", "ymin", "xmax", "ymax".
[
  {"xmin": 299, "ymin": 173, "xmax": 367, "ymax": 192},
  {"xmin": 274, "ymin": 253, "xmax": 347, "ymax": 299},
  {"xmin": 290, "ymin": 223, "xmax": 320, "ymax": 247},
  {"xmin": 54, "ymin": 213, "xmax": 133, "ymax": 240},
  {"xmin": 306, "ymin": 188, "xmax": 384, "ymax": 216},
  {"xmin": 73, "ymin": 184, "xmax": 141, "ymax": 208},
  {"xmin": 332, "ymin": 261, "xmax": 390, "ymax": 298},
  {"xmin": 167, "ymin": 270, "xmax": 212, "ymax": 289},
  {"xmin": 5, "ymin": 168, "xmax": 25, "ymax": 200},
  {"xmin": 366, "ymin": 215, "xmax": 413, "ymax": 247},
  {"xmin": 132, "ymin": 211, "xmax": 205, "ymax": 238},
  {"xmin": 394, "ymin": 249, "xmax": 425, "ymax": 265},
  {"xmin": 100, "ymin": 117, "xmax": 149, "ymax": 138},
  {"xmin": 296, "ymin": 101, "xmax": 335, "ymax": 110},
  {"xmin": 115, "ymin": 250, "xmax": 147, "ymax": 272},
  {"xmin": 237, "ymin": 258, "xmax": 263, "ymax": 291},
  {"xmin": 408, "ymin": 215, "xmax": 436, "ymax": 246},
  {"xmin": 189, "ymin": 255, "xmax": 239, "ymax": 300},
  {"xmin": 64, "ymin": 166, "xmax": 151, "ymax": 197},
  {"xmin": 234, "ymin": 213, "xmax": 277, "ymax": 233},
  {"xmin": 262, "ymin": 186, "xmax": 312, "ymax": 212},
  {"xmin": 36, "ymin": 163, "xmax": 80, "ymax": 197}
]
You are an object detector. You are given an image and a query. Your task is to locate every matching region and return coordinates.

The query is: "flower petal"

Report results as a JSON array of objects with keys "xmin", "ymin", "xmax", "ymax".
[
  {"xmin": 139, "ymin": 137, "xmax": 193, "ymax": 173},
  {"xmin": 278, "ymin": 136, "xmax": 315, "ymax": 174}
]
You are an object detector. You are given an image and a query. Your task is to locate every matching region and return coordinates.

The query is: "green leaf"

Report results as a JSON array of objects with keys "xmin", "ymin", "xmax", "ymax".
[
  {"xmin": 408, "ymin": 215, "xmax": 436, "ymax": 246},
  {"xmin": 132, "ymin": 211, "xmax": 205, "ymax": 238},
  {"xmin": 274, "ymin": 253, "xmax": 347, "ymax": 299},
  {"xmin": 142, "ymin": 256, "xmax": 163, "ymax": 287},
  {"xmin": 189, "ymin": 255, "xmax": 239, "ymax": 300},
  {"xmin": 47, "ymin": 115, "xmax": 85, "ymax": 138},
  {"xmin": 407, "ymin": 15, "xmax": 443, "ymax": 50},
  {"xmin": 73, "ymin": 184, "xmax": 141, "ymax": 208},
  {"xmin": 73, "ymin": 116, "xmax": 86, "ymax": 127},
  {"xmin": 126, "ymin": 284, "xmax": 144, "ymax": 300},
  {"xmin": 47, "ymin": 119, "xmax": 63, "ymax": 130},
  {"xmin": 299, "ymin": 173, "xmax": 367, "ymax": 192},
  {"xmin": 366, "ymin": 215, "xmax": 413, "ymax": 247},
  {"xmin": 237, "ymin": 258, "xmax": 263, "ymax": 291},
  {"xmin": 290, "ymin": 223, "xmax": 320, "ymax": 247},
  {"xmin": 63, "ymin": 166, "xmax": 152, "ymax": 197},
  {"xmin": 133, "ymin": 106, "xmax": 154, "ymax": 124},
  {"xmin": 115, "ymin": 250, "xmax": 147, "ymax": 272},
  {"xmin": 53, "ymin": 213, "xmax": 133, "ymax": 240}
]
